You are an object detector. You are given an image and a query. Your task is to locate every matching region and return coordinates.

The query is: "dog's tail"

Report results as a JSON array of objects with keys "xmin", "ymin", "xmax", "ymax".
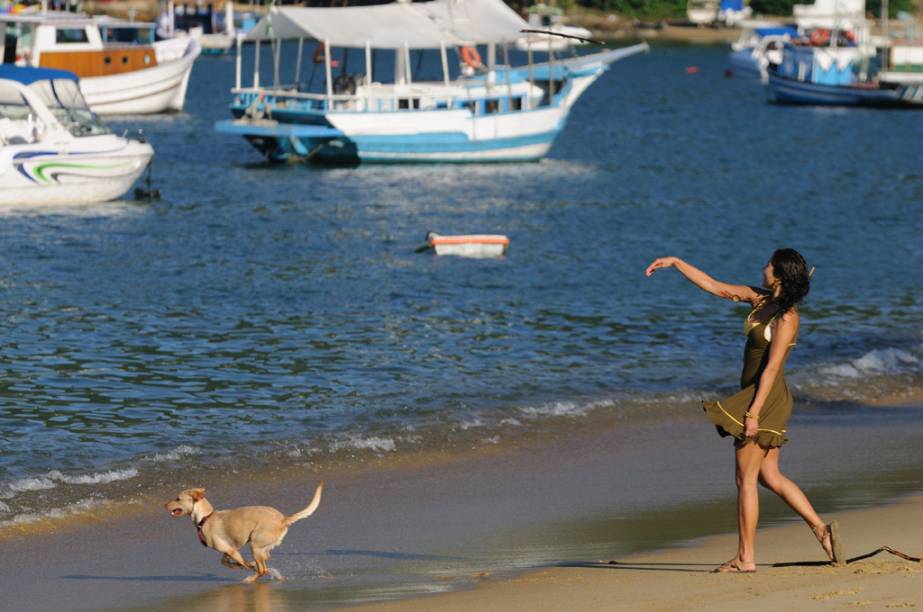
[{"xmin": 283, "ymin": 481, "xmax": 324, "ymax": 527}]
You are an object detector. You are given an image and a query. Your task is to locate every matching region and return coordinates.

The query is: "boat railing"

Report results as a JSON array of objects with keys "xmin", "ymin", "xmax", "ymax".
[{"xmin": 231, "ymin": 84, "xmax": 534, "ymax": 116}]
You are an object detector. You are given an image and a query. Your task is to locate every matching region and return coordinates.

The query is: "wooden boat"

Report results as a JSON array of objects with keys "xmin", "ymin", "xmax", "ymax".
[{"xmin": 0, "ymin": 8, "xmax": 199, "ymax": 114}]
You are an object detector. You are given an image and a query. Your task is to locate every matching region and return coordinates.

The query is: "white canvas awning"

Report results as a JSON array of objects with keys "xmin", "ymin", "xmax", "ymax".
[
  {"xmin": 246, "ymin": 4, "xmax": 455, "ymax": 48},
  {"xmin": 414, "ymin": 0, "xmax": 527, "ymax": 45},
  {"xmin": 246, "ymin": 0, "xmax": 528, "ymax": 47}
]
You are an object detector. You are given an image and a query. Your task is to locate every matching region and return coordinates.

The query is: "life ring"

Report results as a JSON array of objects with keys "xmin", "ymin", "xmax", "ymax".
[
  {"xmin": 809, "ymin": 28, "xmax": 830, "ymax": 46},
  {"xmin": 313, "ymin": 44, "xmax": 340, "ymax": 68},
  {"xmin": 459, "ymin": 46, "xmax": 483, "ymax": 70}
]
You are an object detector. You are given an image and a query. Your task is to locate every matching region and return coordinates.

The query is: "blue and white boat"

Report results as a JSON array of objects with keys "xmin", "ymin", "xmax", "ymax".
[
  {"xmin": 766, "ymin": 42, "xmax": 914, "ymax": 107},
  {"xmin": 0, "ymin": 66, "xmax": 153, "ymax": 205},
  {"xmin": 729, "ymin": 22, "xmax": 798, "ymax": 81},
  {"xmin": 214, "ymin": 0, "xmax": 648, "ymax": 164}
]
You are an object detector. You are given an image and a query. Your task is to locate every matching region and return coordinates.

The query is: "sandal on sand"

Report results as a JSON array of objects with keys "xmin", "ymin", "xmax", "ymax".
[
  {"xmin": 712, "ymin": 560, "xmax": 757, "ymax": 574},
  {"xmin": 812, "ymin": 521, "xmax": 845, "ymax": 566}
]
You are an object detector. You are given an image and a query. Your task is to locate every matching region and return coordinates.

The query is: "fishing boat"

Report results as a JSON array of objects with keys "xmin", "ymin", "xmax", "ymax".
[
  {"xmin": 765, "ymin": 42, "xmax": 918, "ymax": 107},
  {"xmin": 0, "ymin": 7, "xmax": 200, "ymax": 114},
  {"xmin": 729, "ymin": 0, "xmax": 871, "ymax": 82},
  {"xmin": 729, "ymin": 22, "xmax": 797, "ymax": 81},
  {"xmin": 214, "ymin": 0, "xmax": 648, "ymax": 164},
  {"xmin": 0, "ymin": 65, "xmax": 153, "ymax": 205},
  {"xmin": 514, "ymin": 3, "xmax": 592, "ymax": 53}
]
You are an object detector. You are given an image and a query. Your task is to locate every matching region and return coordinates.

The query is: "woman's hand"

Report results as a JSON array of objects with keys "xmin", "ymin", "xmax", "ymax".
[
  {"xmin": 744, "ymin": 416, "xmax": 759, "ymax": 438},
  {"xmin": 645, "ymin": 257, "xmax": 677, "ymax": 277}
]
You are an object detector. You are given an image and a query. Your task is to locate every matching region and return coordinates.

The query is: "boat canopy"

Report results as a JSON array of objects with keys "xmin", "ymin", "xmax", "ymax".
[
  {"xmin": 754, "ymin": 26, "xmax": 799, "ymax": 38},
  {"xmin": 246, "ymin": 0, "xmax": 527, "ymax": 47},
  {"xmin": 0, "ymin": 65, "xmax": 78, "ymax": 84}
]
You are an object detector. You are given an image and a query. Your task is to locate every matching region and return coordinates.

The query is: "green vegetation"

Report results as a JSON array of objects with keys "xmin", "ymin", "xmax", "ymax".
[
  {"xmin": 573, "ymin": 0, "xmax": 686, "ymax": 19},
  {"xmin": 566, "ymin": 0, "xmax": 915, "ymax": 19}
]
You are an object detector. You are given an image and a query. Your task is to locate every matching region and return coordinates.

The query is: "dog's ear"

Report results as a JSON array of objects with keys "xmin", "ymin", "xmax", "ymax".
[{"xmin": 190, "ymin": 488, "xmax": 206, "ymax": 501}]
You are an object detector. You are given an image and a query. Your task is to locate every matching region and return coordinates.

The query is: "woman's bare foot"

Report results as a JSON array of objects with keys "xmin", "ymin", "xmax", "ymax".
[
  {"xmin": 713, "ymin": 557, "xmax": 757, "ymax": 573},
  {"xmin": 812, "ymin": 523, "xmax": 835, "ymax": 562}
]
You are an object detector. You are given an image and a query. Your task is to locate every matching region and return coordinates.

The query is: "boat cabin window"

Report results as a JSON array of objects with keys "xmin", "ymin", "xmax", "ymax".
[
  {"xmin": 485, "ymin": 99, "xmax": 499, "ymax": 114},
  {"xmin": 28, "ymin": 78, "xmax": 110, "ymax": 137},
  {"xmin": 55, "ymin": 28, "xmax": 90, "ymax": 44},
  {"xmin": 0, "ymin": 81, "xmax": 31, "ymax": 121},
  {"xmin": 101, "ymin": 26, "xmax": 155, "ymax": 45}
]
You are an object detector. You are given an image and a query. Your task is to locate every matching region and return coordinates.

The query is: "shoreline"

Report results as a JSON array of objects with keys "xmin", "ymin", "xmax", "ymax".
[
  {"xmin": 352, "ymin": 493, "xmax": 923, "ymax": 611},
  {"xmin": 1, "ymin": 396, "xmax": 922, "ymax": 610}
]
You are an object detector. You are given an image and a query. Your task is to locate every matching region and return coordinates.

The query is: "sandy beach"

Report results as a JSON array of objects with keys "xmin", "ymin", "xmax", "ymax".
[
  {"xmin": 2, "ymin": 395, "xmax": 922, "ymax": 611},
  {"xmin": 356, "ymin": 496, "xmax": 923, "ymax": 612}
]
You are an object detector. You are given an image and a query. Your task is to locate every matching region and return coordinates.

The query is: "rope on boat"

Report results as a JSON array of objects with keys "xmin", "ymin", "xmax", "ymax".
[{"xmin": 519, "ymin": 28, "xmax": 605, "ymax": 46}]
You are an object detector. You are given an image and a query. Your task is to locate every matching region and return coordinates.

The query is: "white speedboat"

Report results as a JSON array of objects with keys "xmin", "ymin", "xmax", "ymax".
[
  {"xmin": 0, "ymin": 66, "xmax": 153, "ymax": 205},
  {"xmin": 0, "ymin": 8, "xmax": 200, "ymax": 114}
]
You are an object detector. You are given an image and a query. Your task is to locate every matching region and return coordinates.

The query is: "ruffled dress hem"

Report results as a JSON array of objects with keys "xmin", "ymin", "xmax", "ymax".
[{"xmin": 703, "ymin": 400, "xmax": 788, "ymax": 449}]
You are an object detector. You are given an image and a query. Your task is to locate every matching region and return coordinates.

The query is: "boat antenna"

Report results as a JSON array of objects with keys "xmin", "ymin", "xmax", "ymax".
[{"xmin": 519, "ymin": 29, "xmax": 605, "ymax": 46}]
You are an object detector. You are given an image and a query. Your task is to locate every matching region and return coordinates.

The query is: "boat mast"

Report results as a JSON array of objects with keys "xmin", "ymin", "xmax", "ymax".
[{"xmin": 324, "ymin": 38, "xmax": 333, "ymax": 106}]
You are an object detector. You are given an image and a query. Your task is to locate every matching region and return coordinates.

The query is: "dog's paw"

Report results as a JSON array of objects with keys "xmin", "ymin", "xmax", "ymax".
[
  {"xmin": 242, "ymin": 574, "xmax": 259, "ymax": 584},
  {"xmin": 266, "ymin": 567, "xmax": 284, "ymax": 581}
]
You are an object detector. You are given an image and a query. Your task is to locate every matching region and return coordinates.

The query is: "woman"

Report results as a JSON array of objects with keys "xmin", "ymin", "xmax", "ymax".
[{"xmin": 645, "ymin": 249, "xmax": 843, "ymax": 573}]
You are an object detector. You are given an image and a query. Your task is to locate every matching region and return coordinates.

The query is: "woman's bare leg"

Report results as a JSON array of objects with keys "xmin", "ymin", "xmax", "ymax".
[
  {"xmin": 759, "ymin": 447, "xmax": 833, "ymax": 559},
  {"xmin": 727, "ymin": 441, "xmax": 767, "ymax": 570},
  {"xmin": 758, "ymin": 448, "xmax": 823, "ymax": 526}
]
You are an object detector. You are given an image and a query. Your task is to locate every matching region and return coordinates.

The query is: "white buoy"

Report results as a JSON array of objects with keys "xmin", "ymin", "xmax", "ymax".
[{"xmin": 416, "ymin": 232, "xmax": 510, "ymax": 258}]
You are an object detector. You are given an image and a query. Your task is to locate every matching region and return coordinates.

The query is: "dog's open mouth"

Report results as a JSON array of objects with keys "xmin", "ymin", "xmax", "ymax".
[{"xmin": 170, "ymin": 508, "xmax": 183, "ymax": 517}]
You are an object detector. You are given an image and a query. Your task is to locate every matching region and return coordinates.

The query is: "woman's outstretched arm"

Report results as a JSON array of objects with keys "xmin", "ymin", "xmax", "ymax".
[{"xmin": 645, "ymin": 257, "xmax": 763, "ymax": 304}]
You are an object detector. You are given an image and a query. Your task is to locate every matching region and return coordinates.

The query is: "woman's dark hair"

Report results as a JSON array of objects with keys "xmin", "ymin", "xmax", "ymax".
[{"xmin": 771, "ymin": 248, "xmax": 810, "ymax": 312}]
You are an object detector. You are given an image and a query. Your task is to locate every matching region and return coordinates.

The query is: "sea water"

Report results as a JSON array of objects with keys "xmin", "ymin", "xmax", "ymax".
[{"xmin": 0, "ymin": 43, "xmax": 921, "ymax": 528}]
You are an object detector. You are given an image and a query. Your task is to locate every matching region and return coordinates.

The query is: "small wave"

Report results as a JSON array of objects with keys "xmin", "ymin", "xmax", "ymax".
[
  {"xmin": 520, "ymin": 401, "xmax": 591, "ymax": 419},
  {"xmin": 0, "ymin": 501, "xmax": 10, "ymax": 514},
  {"xmin": 458, "ymin": 418, "xmax": 484, "ymax": 431},
  {"xmin": 0, "ymin": 477, "xmax": 57, "ymax": 498},
  {"xmin": 146, "ymin": 445, "xmax": 202, "ymax": 463},
  {"xmin": 330, "ymin": 435, "xmax": 397, "ymax": 453},
  {"xmin": 0, "ymin": 498, "xmax": 111, "ymax": 529},
  {"xmin": 819, "ymin": 348, "xmax": 921, "ymax": 379},
  {"xmin": 0, "ymin": 468, "xmax": 138, "ymax": 499},
  {"xmin": 46, "ymin": 468, "xmax": 138, "ymax": 485}
]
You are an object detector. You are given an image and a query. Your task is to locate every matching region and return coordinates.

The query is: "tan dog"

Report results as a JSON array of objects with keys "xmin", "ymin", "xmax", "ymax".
[{"xmin": 164, "ymin": 482, "xmax": 323, "ymax": 583}]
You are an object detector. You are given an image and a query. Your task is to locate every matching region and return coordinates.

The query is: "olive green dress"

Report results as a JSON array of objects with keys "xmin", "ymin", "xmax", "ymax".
[{"xmin": 703, "ymin": 300, "xmax": 796, "ymax": 448}]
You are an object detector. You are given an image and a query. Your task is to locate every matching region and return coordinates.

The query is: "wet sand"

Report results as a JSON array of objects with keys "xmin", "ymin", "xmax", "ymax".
[
  {"xmin": 355, "ymin": 496, "xmax": 923, "ymax": 612},
  {"xmin": 2, "ymin": 398, "xmax": 922, "ymax": 611}
]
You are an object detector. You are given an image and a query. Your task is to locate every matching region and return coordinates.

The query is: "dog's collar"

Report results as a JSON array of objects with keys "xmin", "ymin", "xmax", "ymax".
[{"xmin": 196, "ymin": 512, "xmax": 213, "ymax": 548}]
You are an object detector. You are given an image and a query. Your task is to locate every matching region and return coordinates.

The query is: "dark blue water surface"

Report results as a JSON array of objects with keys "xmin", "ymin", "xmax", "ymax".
[{"xmin": 1, "ymin": 44, "xmax": 921, "ymax": 518}]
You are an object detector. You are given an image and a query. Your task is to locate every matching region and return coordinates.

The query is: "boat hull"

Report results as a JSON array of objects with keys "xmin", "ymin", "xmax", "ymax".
[
  {"xmin": 767, "ymin": 70, "xmax": 907, "ymax": 107},
  {"xmin": 79, "ymin": 39, "xmax": 200, "ymax": 114},
  {"xmin": 0, "ymin": 137, "xmax": 153, "ymax": 205}
]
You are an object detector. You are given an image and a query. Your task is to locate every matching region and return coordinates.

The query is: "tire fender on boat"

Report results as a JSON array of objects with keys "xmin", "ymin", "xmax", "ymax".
[
  {"xmin": 460, "ymin": 46, "xmax": 483, "ymax": 70},
  {"xmin": 810, "ymin": 29, "xmax": 830, "ymax": 46}
]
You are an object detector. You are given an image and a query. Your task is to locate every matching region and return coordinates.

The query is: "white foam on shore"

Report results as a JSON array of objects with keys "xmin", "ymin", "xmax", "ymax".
[
  {"xmin": 46, "ymin": 468, "xmax": 138, "ymax": 485},
  {"xmin": 330, "ymin": 434, "xmax": 397, "ymax": 453},
  {"xmin": 146, "ymin": 445, "xmax": 201, "ymax": 463},
  {"xmin": 0, "ymin": 477, "xmax": 57, "ymax": 498},
  {"xmin": 819, "ymin": 348, "xmax": 921, "ymax": 379},
  {"xmin": 1, "ymin": 468, "xmax": 138, "ymax": 499},
  {"xmin": 0, "ymin": 497, "xmax": 111, "ymax": 529},
  {"xmin": 520, "ymin": 401, "xmax": 590, "ymax": 418}
]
